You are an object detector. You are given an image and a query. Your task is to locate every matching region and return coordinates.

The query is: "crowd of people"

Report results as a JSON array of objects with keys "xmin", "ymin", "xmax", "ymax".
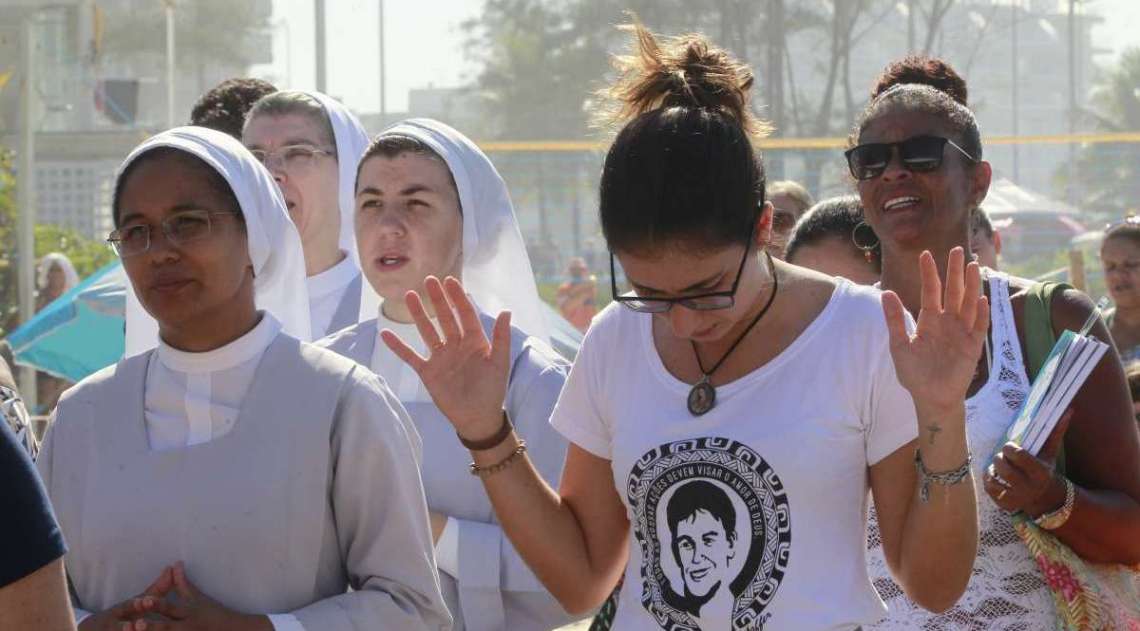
[{"xmin": 2, "ymin": 21, "xmax": 1139, "ymax": 631}]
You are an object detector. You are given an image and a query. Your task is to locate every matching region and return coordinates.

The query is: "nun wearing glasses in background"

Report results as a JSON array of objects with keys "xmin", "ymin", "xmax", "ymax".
[
  {"xmin": 37, "ymin": 126, "xmax": 450, "ymax": 631},
  {"xmin": 243, "ymin": 90, "xmax": 371, "ymax": 339}
]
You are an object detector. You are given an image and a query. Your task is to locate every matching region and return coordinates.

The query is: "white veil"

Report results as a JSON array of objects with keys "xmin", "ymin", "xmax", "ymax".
[
  {"xmin": 356, "ymin": 118, "xmax": 550, "ymax": 343},
  {"xmin": 303, "ymin": 91, "xmax": 370, "ymax": 260},
  {"xmin": 37, "ymin": 253, "xmax": 80, "ymax": 292},
  {"xmin": 121, "ymin": 126, "xmax": 311, "ymax": 356}
]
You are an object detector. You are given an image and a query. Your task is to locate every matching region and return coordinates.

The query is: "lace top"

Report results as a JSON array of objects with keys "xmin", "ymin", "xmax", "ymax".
[{"xmin": 865, "ymin": 272, "xmax": 1059, "ymax": 630}]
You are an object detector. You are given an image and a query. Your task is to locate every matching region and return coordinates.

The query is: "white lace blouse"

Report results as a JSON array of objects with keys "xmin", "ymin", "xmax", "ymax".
[{"xmin": 865, "ymin": 272, "xmax": 1059, "ymax": 629}]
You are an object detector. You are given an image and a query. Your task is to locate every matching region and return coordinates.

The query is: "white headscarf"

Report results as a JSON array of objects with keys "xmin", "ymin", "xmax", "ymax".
[
  {"xmin": 37, "ymin": 253, "xmax": 80, "ymax": 292},
  {"xmin": 120, "ymin": 126, "xmax": 311, "ymax": 356},
  {"xmin": 357, "ymin": 118, "xmax": 550, "ymax": 342},
  {"xmin": 303, "ymin": 91, "xmax": 370, "ymax": 260}
]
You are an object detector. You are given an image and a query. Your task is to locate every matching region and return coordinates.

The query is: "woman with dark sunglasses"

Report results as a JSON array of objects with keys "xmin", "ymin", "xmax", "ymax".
[
  {"xmin": 856, "ymin": 81, "xmax": 1140, "ymax": 629},
  {"xmin": 377, "ymin": 24, "xmax": 986, "ymax": 630}
]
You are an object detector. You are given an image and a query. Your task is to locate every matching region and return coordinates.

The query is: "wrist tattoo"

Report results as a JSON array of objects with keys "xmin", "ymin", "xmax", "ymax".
[{"xmin": 926, "ymin": 424, "xmax": 942, "ymax": 445}]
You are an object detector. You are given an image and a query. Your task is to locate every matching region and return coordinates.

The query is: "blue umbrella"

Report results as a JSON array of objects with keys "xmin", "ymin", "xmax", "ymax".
[{"xmin": 6, "ymin": 261, "xmax": 126, "ymax": 383}]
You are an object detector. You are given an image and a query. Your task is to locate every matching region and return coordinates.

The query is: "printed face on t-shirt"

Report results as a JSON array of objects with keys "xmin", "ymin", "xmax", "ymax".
[
  {"xmin": 673, "ymin": 508, "xmax": 736, "ymax": 598},
  {"xmin": 631, "ymin": 439, "xmax": 791, "ymax": 630}
]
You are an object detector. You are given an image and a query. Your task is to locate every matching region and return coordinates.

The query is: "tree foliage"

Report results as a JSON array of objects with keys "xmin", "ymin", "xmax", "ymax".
[{"xmin": 1069, "ymin": 48, "xmax": 1140, "ymax": 216}]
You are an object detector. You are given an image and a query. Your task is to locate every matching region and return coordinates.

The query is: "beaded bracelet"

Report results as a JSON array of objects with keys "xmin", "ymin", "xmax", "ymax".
[
  {"xmin": 469, "ymin": 441, "xmax": 527, "ymax": 478},
  {"xmin": 914, "ymin": 450, "xmax": 972, "ymax": 503}
]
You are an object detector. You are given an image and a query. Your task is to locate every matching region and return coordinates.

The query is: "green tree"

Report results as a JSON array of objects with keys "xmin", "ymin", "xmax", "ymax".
[
  {"xmin": 0, "ymin": 148, "xmax": 117, "ymax": 336},
  {"xmin": 1068, "ymin": 48, "xmax": 1140, "ymax": 217},
  {"xmin": 461, "ymin": 0, "xmax": 767, "ymax": 141}
]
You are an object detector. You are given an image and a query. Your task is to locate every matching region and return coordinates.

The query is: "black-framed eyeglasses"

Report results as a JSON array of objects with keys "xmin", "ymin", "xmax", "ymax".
[
  {"xmin": 610, "ymin": 235, "xmax": 753, "ymax": 313},
  {"xmin": 107, "ymin": 209, "xmax": 240, "ymax": 258},
  {"xmin": 844, "ymin": 135, "xmax": 978, "ymax": 181},
  {"xmin": 248, "ymin": 144, "xmax": 335, "ymax": 171}
]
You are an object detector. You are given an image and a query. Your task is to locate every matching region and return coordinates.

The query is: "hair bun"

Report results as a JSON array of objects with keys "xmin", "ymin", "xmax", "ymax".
[{"xmin": 596, "ymin": 20, "xmax": 771, "ymax": 142}]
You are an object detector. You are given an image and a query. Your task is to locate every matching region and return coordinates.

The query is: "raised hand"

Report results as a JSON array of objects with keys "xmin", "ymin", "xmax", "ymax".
[
  {"xmin": 883, "ymin": 247, "xmax": 990, "ymax": 415},
  {"xmin": 381, "ymin": 276, "xmax": 513, "ymax": 443}
]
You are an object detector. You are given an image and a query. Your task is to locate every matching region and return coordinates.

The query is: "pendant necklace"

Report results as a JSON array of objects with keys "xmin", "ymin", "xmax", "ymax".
[{"xmin": 688, "ymin": 251, "xmax": 779, "ymax": 416}]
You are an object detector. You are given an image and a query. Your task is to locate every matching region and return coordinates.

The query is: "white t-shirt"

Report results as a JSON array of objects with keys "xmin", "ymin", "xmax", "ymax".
[{"xmin": 551, "ymin": 279, "xmax": 918, "ymax": 631}]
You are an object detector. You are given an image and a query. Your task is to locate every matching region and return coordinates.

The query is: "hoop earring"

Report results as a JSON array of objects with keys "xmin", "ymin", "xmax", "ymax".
[{"xmin": 852, "ymin": 221, "xmax": 879, "ymax": 263}]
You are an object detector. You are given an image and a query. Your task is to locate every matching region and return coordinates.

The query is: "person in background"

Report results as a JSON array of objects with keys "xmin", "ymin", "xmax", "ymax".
[
  {"xmin": 765, "ymin": 180, "xmax": 814, "ymax": 259},
  {"xmin": 1100, "ymin": 216, "xmax": 1140, "ymax": 364},
  {"xmin": 36, "ymin": 253, "xmax": 79, "ymax": 311},
  {"xmin": 0, "ymin": 355, "xmax": 75, "ymax": 631},
  {"xmin": 1125, "ymin": 362, "xmax": 1140, "ymax": 426},
  {"xmin": 557, "ymin": 257, "xmax": 599, "ymax": 332},
  {"xmin": 785, "ymin": 195, "xmax": 880, "ymax": 285},
  {"xmin": 320, "ymin": 118, "xmax": 576, "ymax": 630},
  {"xmin": 244, "ymin": 90, "xmax": 370, "ymax": 338},
  {"xmin": 190, "ymin": 78, "xmax": 278, "ymax": 140},
  {"xmin": 970, "ymin": 207, "xmax": 1002, "ymax": 270},
  {"xmin": 34, "ymin": 253, "xmax": 81, "ymax": 414}
]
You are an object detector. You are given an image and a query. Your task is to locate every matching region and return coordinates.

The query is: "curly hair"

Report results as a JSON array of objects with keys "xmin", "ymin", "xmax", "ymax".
[
  {"xmin": 871, "ymin": 55, "xmax": 968, "ymax": 106},
  {"xmin": 189, "ymin": 78, "xmax": 278, "ymax": 139}
]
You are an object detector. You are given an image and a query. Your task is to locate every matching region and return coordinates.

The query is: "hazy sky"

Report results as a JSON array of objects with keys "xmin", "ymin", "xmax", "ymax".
[{"xmin": 252, "ymin": 0, "xmax": 1140, "ymax": 117}]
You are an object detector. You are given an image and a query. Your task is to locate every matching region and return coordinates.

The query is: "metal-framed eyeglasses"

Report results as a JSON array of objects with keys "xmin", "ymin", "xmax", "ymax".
[
  {"xmin": 248, "ymin": 144, "xmax": 335, "ymax": 171},
  {"xmin": 844, "ymin": 134, "xmax": 978, "ymax": 181},
  {"xmin": 107, "ymin": 209, "xmax": 241, "ymax": 258},
  {"xmin": 610, "ymin": 237, "xmax": 754, "ymax": 313}
]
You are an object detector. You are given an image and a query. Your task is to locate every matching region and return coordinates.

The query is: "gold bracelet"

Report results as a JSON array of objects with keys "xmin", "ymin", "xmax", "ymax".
[
  {"xmin": 469, "ymin": 441, "xmax": 527, "ymax": 478},
  {"xmin": 1034, "ymin": 477, "xmax": 1076, "ymax": 530}
]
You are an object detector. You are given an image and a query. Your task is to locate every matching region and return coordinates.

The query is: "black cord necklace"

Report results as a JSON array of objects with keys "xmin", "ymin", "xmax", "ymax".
[{"xmin": 687, "ymin": 251, "xmax": 779, "ymax": 416}]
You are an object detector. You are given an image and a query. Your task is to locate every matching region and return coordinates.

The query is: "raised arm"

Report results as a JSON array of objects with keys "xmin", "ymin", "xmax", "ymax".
[
  {"xmin": 871, "ymin": 248, "xmax": 987, "ymax": 612},
  {"xmin": 382, "ymin": 276, "xmax": 629, "ymax": 614}
]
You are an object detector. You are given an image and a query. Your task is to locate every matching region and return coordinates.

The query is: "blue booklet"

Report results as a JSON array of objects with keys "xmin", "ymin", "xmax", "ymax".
[{"xmin": 998, "ymin": 301, "xmax": 1110, "ymax": 456}]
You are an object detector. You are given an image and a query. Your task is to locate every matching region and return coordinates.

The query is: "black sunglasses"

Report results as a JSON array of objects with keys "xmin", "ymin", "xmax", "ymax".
[
  {"xmin": 610, "ymin": 233, "xmax": 754, "ymax": 313},
  {"xmin": 844, "ymin": 135, "xmax": 978, "ymax": 181}
]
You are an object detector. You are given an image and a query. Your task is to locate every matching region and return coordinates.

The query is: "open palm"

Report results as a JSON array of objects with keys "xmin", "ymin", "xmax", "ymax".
[
  {"xmin": 883, "ymin": 248, "xmax": 990, "ymax": 413},
  {"xmin": 381, "ymin": 276, "xmax": 513, "ymax": 442}
]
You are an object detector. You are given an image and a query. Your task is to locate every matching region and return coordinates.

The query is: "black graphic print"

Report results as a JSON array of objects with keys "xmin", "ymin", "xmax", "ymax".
[{"xmin": 627, "ymin": 437, "xmax": 791, "ymax": 631}]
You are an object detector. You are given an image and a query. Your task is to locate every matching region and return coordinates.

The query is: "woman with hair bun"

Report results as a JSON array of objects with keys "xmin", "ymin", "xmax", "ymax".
[{"xmin": 380, "ymin": 24, "xmax": 985, "ymax": 630}]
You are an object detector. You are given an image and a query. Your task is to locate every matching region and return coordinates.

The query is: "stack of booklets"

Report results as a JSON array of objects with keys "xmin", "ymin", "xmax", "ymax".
[{"xmin": 1000, "ymin": 308, "xmax": 1110, "ymax": 456}]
